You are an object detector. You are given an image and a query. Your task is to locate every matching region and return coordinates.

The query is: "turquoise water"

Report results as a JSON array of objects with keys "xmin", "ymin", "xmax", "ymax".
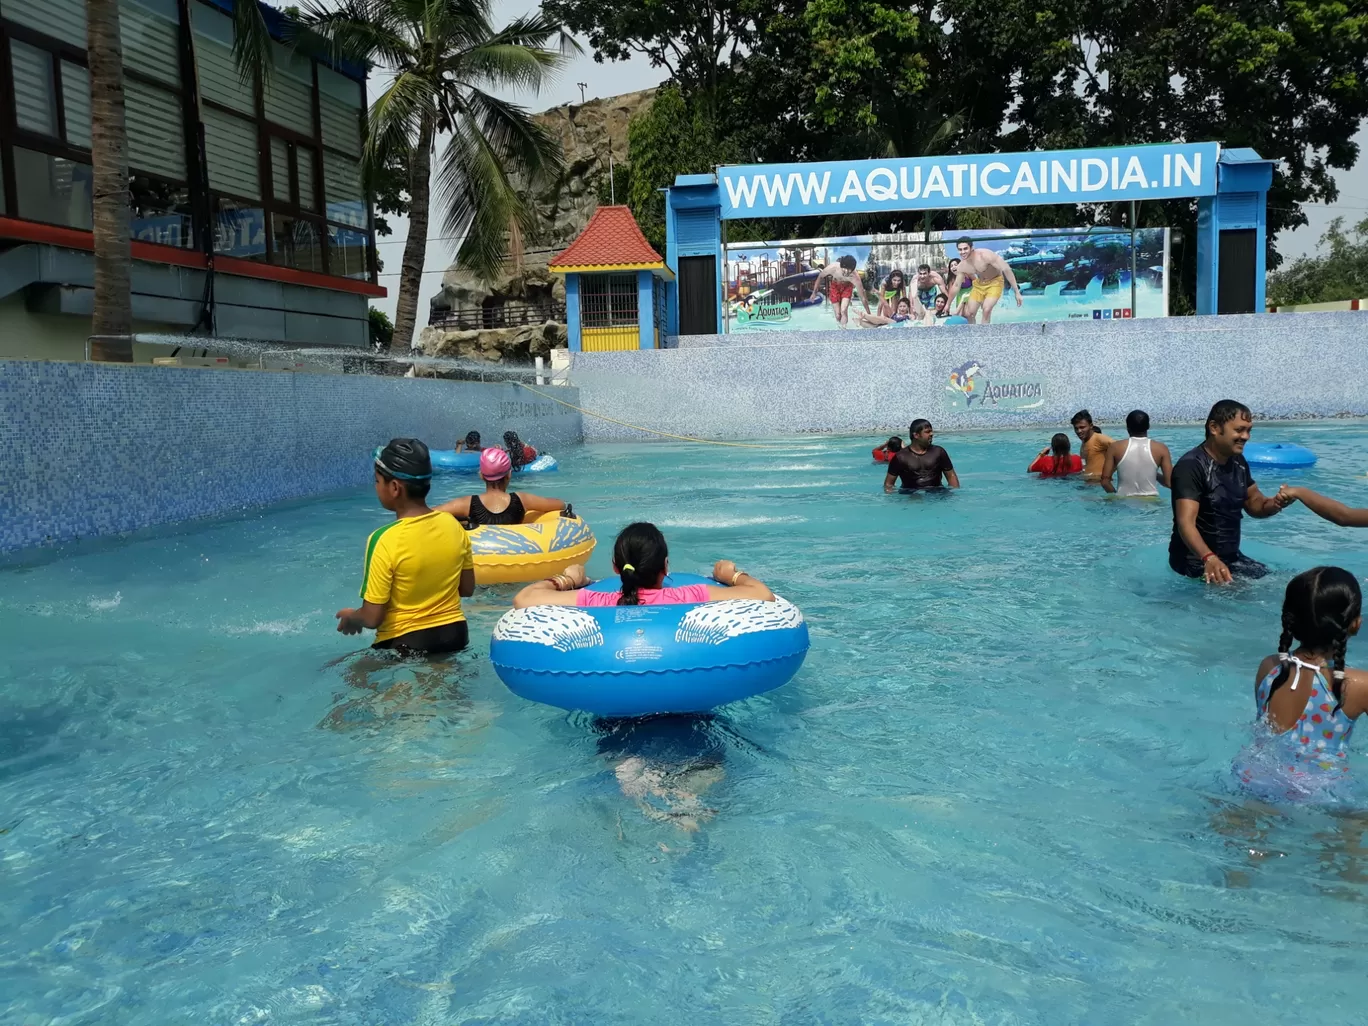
[{"xmin": 8, "ymin": 423, "xmax": 1368, "ymax": 1024}]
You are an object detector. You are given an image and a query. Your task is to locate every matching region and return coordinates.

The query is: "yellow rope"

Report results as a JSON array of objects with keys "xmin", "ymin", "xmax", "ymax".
[{"xmin": 514, "ymin": 381, "xmax": 784, "ymax": 449}]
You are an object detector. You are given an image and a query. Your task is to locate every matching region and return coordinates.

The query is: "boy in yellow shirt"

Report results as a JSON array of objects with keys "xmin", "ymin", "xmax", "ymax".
[{"xmin": 336, "ymin": 438, "xmax": 475, "ymax": 654}]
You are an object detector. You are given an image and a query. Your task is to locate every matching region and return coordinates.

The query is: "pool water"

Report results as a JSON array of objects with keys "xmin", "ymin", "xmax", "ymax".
[{"xmin": 8, "ymin": 422, "xmax": 1368, "ymax": 1024}]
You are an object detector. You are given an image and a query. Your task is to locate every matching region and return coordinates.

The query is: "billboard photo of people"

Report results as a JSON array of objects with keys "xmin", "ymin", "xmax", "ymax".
[{"xmin": 723, "ymin": 227, "xmax": 1169, "ymax": 333}]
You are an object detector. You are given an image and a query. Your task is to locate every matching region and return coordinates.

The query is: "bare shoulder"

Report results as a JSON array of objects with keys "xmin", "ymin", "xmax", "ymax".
[
  {"xmin": 1152, "ymin": 439, "xmax": 1172, "ymax": 456},
  {"xmin": 1254, "ymin": 653, "xmax": 1281, "ymax": 686},
  {"xmin": 1341, "ymin": 666, "xmax": 1368, "ymax": 716}
]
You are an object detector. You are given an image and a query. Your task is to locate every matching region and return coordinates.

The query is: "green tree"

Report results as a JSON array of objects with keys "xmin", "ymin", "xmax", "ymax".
[
  {"xmin": 542, "ymin": 0, "xmax": 761, "ymax": 105},
  {"xmin": 1267, "ymin": 217, "xmax": 1368, "ymax": 306},
  {"xmin": 368, "ymin": 306, "xmax": 395, "ymax": 349}
]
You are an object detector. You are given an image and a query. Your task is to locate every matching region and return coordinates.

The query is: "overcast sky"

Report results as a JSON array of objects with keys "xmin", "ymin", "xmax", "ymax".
[{"xmin": 369, "ymin": 7, "xmax": 1368, "ymax": 331}]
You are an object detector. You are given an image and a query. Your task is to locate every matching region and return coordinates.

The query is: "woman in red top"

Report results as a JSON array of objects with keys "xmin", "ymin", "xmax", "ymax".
[
  {"xmin": 1028, "ymin": 433, "xmax": 1083, "ymax": 477},
  {"xmin": 872, "ymin": 436, "xmax": 903, "ymax": 463}
]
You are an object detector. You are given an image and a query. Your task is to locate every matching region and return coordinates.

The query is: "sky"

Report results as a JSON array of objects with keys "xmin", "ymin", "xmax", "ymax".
[{"xmin": 368, "ymin": 5, "xmax": 1368, "ymax": 331}]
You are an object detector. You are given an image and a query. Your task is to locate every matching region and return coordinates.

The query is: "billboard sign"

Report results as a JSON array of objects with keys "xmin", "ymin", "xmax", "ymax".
[
  {"xmin": 723, "ymin": 227, "xmax": 1169, "ymax": 332},
  {"xmin": 717, "ymin": 143, "xmax": 1218, "ymax": 219}
]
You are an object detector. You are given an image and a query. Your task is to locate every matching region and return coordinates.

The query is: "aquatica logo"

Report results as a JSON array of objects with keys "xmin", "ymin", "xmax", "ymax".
[{"xmin": 945, "ymin": 359, "xmax": 1045, "ymax": 412}]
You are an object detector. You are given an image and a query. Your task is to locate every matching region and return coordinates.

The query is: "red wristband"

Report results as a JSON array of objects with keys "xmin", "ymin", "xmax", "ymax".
[{"xmin": 1201, "ymin": 552, "xmax": 1216, "ymax": 563}]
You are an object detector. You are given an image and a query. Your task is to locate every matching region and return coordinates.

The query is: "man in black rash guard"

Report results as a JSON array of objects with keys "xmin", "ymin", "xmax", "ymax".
[
  {"xmin": 1169, "ymin": 399, "xmax": 1291, "ymax": 583},
  {"xmin": 884, "ymin": 419, "xmax": 960, "ymax": 492}
]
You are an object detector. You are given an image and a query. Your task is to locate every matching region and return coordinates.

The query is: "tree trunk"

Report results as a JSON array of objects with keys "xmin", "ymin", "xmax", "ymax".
[
  {"xmin": 87, "ymin": 0, "xmax": 134, "ymax": 362},
  {"xmin": 391, "ymin": 118, "xmax": 435, "ymax": 352}
]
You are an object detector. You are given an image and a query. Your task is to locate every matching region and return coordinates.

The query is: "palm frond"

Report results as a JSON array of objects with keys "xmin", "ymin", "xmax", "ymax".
[
  {"xmin": 297, "ymin": 0, "xmax": 413, "ymax": 69},
  {"xmin": 366, "ymin": 68, "xmax": 440, "ymax": 168},
  {"xmin": 451, "ymin": 88, "xmax": 564, "ymax": 185},
  {"xmin": 436, "ymin": 120, "xmax": 526, "ymax": 282},
  {"xmin": 231, "ymin": 0, "xmax": 273, "ymax": 86}
]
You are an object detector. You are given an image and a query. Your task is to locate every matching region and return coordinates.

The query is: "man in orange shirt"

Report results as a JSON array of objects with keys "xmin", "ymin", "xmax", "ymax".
[{"xmin": 1071, "ymin": 410, "xmax": 1114, "ymax": 483}]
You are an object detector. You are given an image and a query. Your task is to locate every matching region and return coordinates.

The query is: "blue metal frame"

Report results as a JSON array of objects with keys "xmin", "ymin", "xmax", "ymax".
[{"xmin": 663, "ymin": 143, "xmax": 1273, "ymax": 334}]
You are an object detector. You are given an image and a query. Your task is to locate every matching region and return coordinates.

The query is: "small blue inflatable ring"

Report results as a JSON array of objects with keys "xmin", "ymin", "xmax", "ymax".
[
  {"xmin": 429, "ymin": 450, "xmax": 558, "ymax": 473},
  {"xmin": 1243, "ymin": 442, "xmax": 1317, "ymax": 469},
  {"xmin": 489, "ymin": 573, "xmax": 810, "ymax": 717}
]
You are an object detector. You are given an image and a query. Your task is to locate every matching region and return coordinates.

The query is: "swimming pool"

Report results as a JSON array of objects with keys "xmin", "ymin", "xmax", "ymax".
[{"xmin": 6, "ymin": 421, "xmax": 1368, "ymax": 1024}]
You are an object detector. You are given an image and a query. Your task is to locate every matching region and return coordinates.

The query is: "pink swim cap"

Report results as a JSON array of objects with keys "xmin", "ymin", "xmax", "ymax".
[{"xmin": 480, "ymin": 446, "xmax": 512, "ymax": 480}]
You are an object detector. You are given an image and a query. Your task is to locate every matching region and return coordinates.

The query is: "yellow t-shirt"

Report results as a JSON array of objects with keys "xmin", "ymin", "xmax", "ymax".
[
  {"xmin": 361, "ymin": 511, "xmax": 473, "ymax": 642},
  {"xmin": 1082, "ymin": 432, "xmax": 1114, "ymax": 480}
]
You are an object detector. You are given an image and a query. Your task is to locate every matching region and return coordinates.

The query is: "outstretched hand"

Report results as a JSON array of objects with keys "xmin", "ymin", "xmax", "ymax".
[{"xmin": 1276, "ymin": 484, "xmax": 1300, "ymax": 509}]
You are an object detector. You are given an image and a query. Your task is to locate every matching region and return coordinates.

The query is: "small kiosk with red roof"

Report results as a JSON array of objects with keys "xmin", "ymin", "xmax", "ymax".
[{"xmin": 549, "ymin": 206, "xmax": 675, "ymax": 351}]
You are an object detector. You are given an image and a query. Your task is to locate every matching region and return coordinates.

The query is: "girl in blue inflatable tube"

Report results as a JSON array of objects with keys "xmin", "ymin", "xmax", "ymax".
[{"xmin": 513, "ymin": 521, "xmax": 775, "ymax": 608}]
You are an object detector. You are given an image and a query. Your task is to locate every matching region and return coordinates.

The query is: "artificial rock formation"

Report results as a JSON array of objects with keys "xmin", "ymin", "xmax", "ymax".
[{"xmin": 418, "ymin": 321, "xmax": 567, "ymax": 363}]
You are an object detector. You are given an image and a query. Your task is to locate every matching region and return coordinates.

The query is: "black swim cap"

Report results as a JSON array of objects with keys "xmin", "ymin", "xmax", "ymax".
[{"xmin": 374, "ymin": 438, "xmax": 431, "ymax": 480}]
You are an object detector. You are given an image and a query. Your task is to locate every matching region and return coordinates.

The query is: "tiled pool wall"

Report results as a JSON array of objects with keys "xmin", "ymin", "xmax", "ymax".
[
  {"xmin": 572, "ymin": 311, "xmax": 1368, "ymax": 440},
  {"xmin": 0, "ymin": 361, "xmax": 583, "ymax": 553}
]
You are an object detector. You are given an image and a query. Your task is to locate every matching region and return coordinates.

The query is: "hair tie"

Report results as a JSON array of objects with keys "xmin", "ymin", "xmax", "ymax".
[
  {"xmin": 1334, "ymin": 669, "xmax": 1346, "ymax": 680},
  {"xmin": 621, "ymin": 564, "xmax": 635, "ymax": 573}
]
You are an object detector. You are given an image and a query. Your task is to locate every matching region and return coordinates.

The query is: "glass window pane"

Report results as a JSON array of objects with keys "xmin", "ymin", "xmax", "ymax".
[
  {"xmin": 270, "ymin": 137, "xmax": 291, "ymax": 203},
  {"xmin": 130, "ymin": 175, "xmax": 193, "ymax": 248},
  {"xmin": 297, "ymin": 148, "xmax": 317, "ymax": 211},
  {"xmin": 120, "ymin": 0, "xmax": 181, "ymax": 86},
  {"xmin": 125, "ymin": 79, "xmax": 185, "ymax": 179},
  {"xmin": 203, "ymin": 109, "xmax": 260, "ymax": 200},
  {"xmin": 5, "ymin": 0, "xmax": 86, "ymax": 48},
  {"xmin": 213, "ymin": 197, "xmax": 266, "ymax": 258},
  {"xmin": 272, "ymin": 214, "xmax": 323, "ymax": 273},
  {"xmin": 14, "ymin": 147, "xmax": 93, "ymax": 229},
  {"xmin": 327, "ymin": 224, "xmax": 369, "ymax": 279},
  {"xmin": 11, "ymin": 41, "xmax": 57, "ymax": 138},
  {"xmin": 322, "ymin": 152, "xmax": 365, "ymax": 227},
  {"xmin": 62, "ymin": 61, "xmax": 92, "ymax": 149}
]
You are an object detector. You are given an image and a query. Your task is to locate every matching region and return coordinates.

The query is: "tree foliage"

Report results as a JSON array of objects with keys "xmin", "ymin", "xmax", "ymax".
[
  {"xmin": 564, "ymin": 0, "xmax": 1368, "ymax": 308},
  {"xmin": 1266, "ymin": 217, "xmax": 1368, "ymax": 305}
]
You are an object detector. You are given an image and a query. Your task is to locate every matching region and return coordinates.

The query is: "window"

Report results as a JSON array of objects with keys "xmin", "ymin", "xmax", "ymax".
[
  {"xmin": 580, "ymin": 274, "xmax": 639, "ymax": 327},
  {"xmin": 130, "ymin": 176, "xmax": 193, "ymax": 248},
  {"xmin": 0, "ymin": 0, "xmax": 375, "ymax": 283},
  {"xmin": 14, "ymin": 148, "xmax": 92, "ymax": 229},
  {"xmin": 61, "ymin": 62, "xmax": 91, "ymax": 148},
  {"xmin": 203, "ymin": 108, "xmax": 260, "ymax": 200},
  {"xmin": 323, "ymin": 151, "xmax": 365, "ymax": 227},
  {"xmin": 213, "ymin": 196, "xmax": 266, "ymax": 258},
  {"xmin": 11, "ymin": 41, "xmax": 58, "ymax": 137},
  {"xmin": 271, "ymin": 214, "xmax": 323, "ymax": 273},
  {"xmin": 327, "ymin": 225, "xmax": 369, "ymax": 279}
]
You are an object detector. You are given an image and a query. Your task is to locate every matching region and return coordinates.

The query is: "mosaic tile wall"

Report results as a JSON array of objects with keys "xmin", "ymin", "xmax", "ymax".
[
  {"xmin": 0, "ymin": 362, "xmax": 583, "ymax": 553},
  {"xmin": 573, "ymin": 311, "xmax": 1367, "ymax": 440}
]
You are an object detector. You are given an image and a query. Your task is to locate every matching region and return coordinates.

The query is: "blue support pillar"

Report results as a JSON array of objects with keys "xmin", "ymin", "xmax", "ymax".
[
  {"xmin": 636, "ymin": 270, "xmax": 654, "ymax": 348},
  {"xmin": 1195, "ymin": 148, "xmax": 1273, "ymax": 316},
  {"xmin": 564, "ymin": 273, "xmax": 582, "ymax": 351},
  {"xmin": 664, "ymin": 175, "xmax": 723, "ymax": 336}
]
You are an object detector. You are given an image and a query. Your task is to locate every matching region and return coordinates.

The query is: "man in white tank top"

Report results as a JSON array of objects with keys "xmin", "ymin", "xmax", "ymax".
[{"xmin": 1101, "ymin": 409, "xmax": 1173, "ymax": 496}]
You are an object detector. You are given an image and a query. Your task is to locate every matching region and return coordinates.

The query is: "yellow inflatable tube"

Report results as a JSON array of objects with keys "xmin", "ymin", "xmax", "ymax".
[{"xmin": 469, "ymin": 511, "xmax": 596, "ymax": 585}]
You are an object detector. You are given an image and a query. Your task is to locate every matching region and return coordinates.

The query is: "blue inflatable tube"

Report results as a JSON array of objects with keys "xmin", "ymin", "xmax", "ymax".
[
  {"xmin": 428, "ymin": 450, "xmax": 558, "ymax": 473},
  {"xmin": 489, "ymin": 573, "xmax": 809, "ymax": 717},
  {"xmin": 1243, "ymin": 442, "xmax": 1317, "ymax": 469}
]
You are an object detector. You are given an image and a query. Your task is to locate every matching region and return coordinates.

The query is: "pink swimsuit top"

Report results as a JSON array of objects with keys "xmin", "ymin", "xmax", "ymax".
[{"xmin": 576, "ymin": 584, "xmax": 712, "ymax": 607}]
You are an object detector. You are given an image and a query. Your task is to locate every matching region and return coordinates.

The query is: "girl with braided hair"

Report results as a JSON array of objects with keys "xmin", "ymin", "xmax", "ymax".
[{"xmin": 1236, "ymin": 566, "xmax": 1368, "ymax": 801}]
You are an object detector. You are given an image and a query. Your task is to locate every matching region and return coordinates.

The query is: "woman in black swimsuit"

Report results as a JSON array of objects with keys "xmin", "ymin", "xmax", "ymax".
[{"xmin": 434, "ymin": 447, "xmax": 568, "ymax": 526}]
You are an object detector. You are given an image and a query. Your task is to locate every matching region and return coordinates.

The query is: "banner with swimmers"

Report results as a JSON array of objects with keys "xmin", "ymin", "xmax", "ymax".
[{"xmin": 722, "ymin": 226, "xmax": 1170, "ymax": 333}]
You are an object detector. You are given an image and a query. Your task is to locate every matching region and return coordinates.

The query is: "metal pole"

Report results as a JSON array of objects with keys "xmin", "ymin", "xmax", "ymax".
[
  {"xmin": 609, "ymin": 151, "xmax": 615, "ymax": 204},
  {"xmin": 1130, "ymin": 201, "xmax": 1138, "ymax": 317}
]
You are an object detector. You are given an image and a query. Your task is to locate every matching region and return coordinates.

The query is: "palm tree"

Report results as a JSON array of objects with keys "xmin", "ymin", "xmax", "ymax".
[
  {"xmin": 235, "ymin": 0, "xmax": 572, "ymax": 350},
  {"xmin": 86, "ymin": 0, "xmax": 134, "ymax": 361}
]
